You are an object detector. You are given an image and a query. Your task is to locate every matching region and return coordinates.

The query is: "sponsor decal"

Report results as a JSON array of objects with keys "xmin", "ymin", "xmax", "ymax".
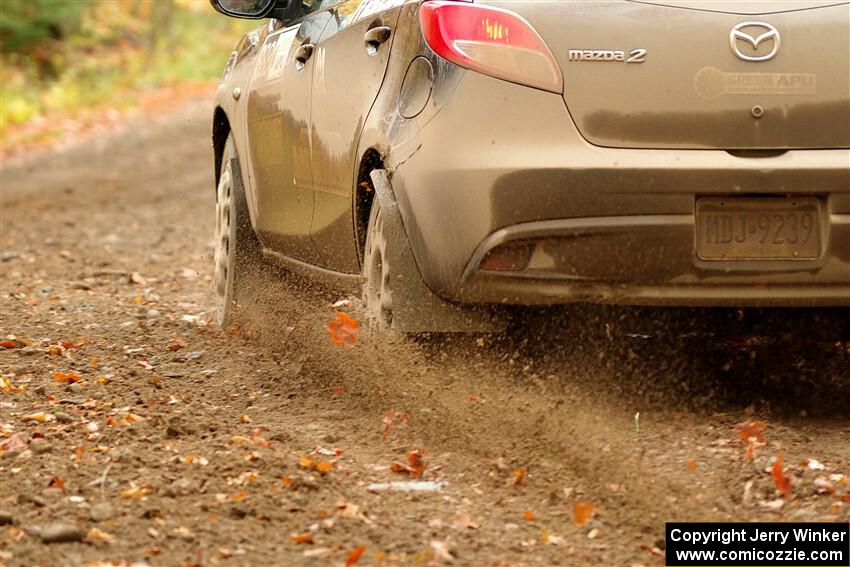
[{"xmin": 694, "ymin": 66, "xmax": 815, "ymax": 99}]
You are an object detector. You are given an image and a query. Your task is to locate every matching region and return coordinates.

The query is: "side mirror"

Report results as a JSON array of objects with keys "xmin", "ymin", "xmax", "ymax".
[{"xmin": 210, "ymin": 0, "xmax": 290, "ymax": 20}]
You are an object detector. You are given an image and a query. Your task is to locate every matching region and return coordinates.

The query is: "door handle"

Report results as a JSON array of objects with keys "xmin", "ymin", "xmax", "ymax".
[
  {"xmin": 364, "ymin": 26, "xmax": 392, "ymax": 55},
  {"xmin": 294, "ymin": 43, "xmax": 315, "ymax": 71}
]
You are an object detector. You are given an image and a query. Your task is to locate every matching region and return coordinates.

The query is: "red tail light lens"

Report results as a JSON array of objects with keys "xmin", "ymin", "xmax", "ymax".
[{"xmin": 419, "ymin": 1, "xmax": 562, "ymax": 93}]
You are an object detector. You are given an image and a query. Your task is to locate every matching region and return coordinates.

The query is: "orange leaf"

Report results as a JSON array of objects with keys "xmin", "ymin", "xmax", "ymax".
[
  {"xmin": 771, "ymin": 451, "xmax": 792, "ymax": 499},
  {"xmin": 52, "ymin": 371, "xmax": 82, "ymax": 384},
  {"xmin": 250, "ymin": 427, "xmax": 271, "ymax": 448},
  {"xmin": 290, "ymin": 533, "xmax": 314, "ymax": 545},
  {"xmin": 345, "ymin": 545, "xmax": 366, "ymax": 566},
  {"xmin": 737, "ymin": 420, "xmax": 767, "ymax": 443},
  {"xmin": 523, "ymin": 510, "xmax": 536, "ymax": 522},
  {"xmin": 391, "ymin": 450, "xmax": 425, "ymax": 477},
  {"xmin": 513, "ymin": 468, "xmax": 526, "ymax": 486},
  {"xmin": 298, "ymin": 456, "xmax": 314, "ymax": 469},
  {"xmin": 48, "ymin": 476, "xmax": 65, "ymax": 491},
  {"xmin": 687, "ymin": 459, "xmax": 698, "ymax": 473},
  {"xmin": 0, "ymin": 340, "xmax": 19, "ymax": 349},
  {"xmin": 314, "ymin": 461, "xmax": 333, "ymax": 474},
  {"xmin": 281, "ymin": 476, "xmax": 294, "ymax": 488},
  {"xmin": 327, "ymin": 311, "xmax": 358, "ymax": 348},
  {"xmin": 572, "ymin": 501, "xmax": 594, "ymax": 526},
  {"xmin": 391, "ymin": 462, "xmax": 414, "ymax": 475},
  {"xmin": 232, "ymin": 491, "xmax": 248, "ymax": 502}
]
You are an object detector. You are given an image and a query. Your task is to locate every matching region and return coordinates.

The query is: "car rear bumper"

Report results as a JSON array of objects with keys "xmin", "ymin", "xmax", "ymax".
[
  {"xmin": 389, "ymin": 73, "xmax": 850, "ymax": 307},
  {"xmin": 456, "ymin": 215, "xmax": 850, "ymax": 307}
]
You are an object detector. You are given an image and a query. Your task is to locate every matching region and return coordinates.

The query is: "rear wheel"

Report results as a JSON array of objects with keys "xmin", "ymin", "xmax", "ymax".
[
  {"xmin": 214, "ymin": 135, "xmax": 263, "ymax": 327},
  {"xmin": 362, "ymin": 200, "xmax": 393, "ymax": 328}
]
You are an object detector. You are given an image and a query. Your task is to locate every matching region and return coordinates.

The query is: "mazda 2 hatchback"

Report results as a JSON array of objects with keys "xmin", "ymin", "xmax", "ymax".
[{"xmin": 209, "ymin": 0, "xmax": 850, "ymax": 332}]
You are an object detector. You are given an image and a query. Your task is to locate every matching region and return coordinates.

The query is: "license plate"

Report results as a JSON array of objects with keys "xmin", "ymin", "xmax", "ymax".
[{"xmin": 695, "ymin": 197, "xmax": 821, "ymax": 260}]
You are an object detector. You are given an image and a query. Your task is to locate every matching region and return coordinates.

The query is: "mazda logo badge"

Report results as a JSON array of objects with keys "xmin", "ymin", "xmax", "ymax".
[{"xmin": 730, "ymin": 22, "xmax": 780, "ymax": 62}]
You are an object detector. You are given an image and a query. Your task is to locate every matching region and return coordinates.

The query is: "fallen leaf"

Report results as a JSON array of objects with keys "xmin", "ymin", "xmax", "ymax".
[
  {"xmin": 327, "ymin": 311, "xmax": 358, "ymax": 348},
  {"xmin": 391, "ymin": 451, "xmax": 425, "ymax": 478},
  {"xmin": 49, "ymin": 476, "xmax": 65, "ymax": 491},
  {"xmin": 281, "ymin": 476, "xmax": 294, "ymax": 488},
  {"xmin": 523, "ymin": 510, "xmax": 536, "ymax": 522},
  {"xmin": 240, "ymin": 414, "xmax": 252, "ymax": 424},
  {"xmin": 52, "ymin": 371, "xmax": 83, "ymax": 384},
  {"xmin": 687, "ymin": 459, "xmax": 698, "ymax": 473},
  {"xmin": 772, "ymin": 451, "xmax": 792, "ymax": 499},
  {"xmin": 314, "ymin": 461, "xmax": 333, "ymax": 474},
  {"xmin": 232, "ymin": 491, "xmax": 249, "ymax": 502},
  {"xmin": 737, "ymin": 420, "xmax": 767, "ymax": 459},
  {"xmin": 0, "ymin": 376, "xmax": 26, "ymax": 393},
  {"xmin": 290, "ymin": 533, "xmax": 314, "ymax": 545},
  {"xmin": 250, "ymin": 427, "xmax": 270, "ymax": 448},
  {"xmin": 513, "ymin": 468, "xmax": 527, "ymax": 486},
  {"xmin": 0, "ymin": 433, "xmax": 27, "ymax": 452},
  {"xmin": 22, "ymin": 412, "xmax": 55, "ymax": 423},
  {"xmin": 0, "ymin": 340, "xmax": 20, "ymax": 349},
  {"xmin": 572, "ymin": 501, "xmax": 594, "ymax": 526},
  {"xmin": 86, "ymin": 527, "xmax": 114, "ymax": 543},
  {"xmin": 120, "ymin": 485, "xmax": 149, "ymax": 499},
  {"xmin": 345, "ymin": 545, "xmax": 366, "ymax": 566}
]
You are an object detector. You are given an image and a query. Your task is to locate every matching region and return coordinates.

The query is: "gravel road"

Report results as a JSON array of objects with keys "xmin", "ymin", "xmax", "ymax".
[{"xmin": 1, "ymin": 96, "xmax": 848, "ymax": 567}]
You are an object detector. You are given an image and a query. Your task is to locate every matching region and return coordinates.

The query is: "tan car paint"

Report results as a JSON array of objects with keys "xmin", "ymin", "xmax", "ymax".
[
  {"xmin": 487, "ymin": 0, "xmax": 850, "ymax": 149},
  {"xmin": 214, "ymin": 0, "xmax": 850, "ymax": 314}
]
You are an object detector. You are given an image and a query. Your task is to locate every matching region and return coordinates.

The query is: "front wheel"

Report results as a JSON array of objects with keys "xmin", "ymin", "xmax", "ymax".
[{"xmin": 213, "ymin": 135, "xmax": 264, "ymax": 327}]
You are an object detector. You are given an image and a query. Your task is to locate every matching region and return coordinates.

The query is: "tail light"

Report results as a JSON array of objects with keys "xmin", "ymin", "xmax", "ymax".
[{"xmin": 419, "ymin": 1, "xmax": 562, "ymax": 93}]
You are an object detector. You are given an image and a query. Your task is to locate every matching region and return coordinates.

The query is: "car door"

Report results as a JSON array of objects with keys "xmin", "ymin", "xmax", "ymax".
[
  {"xmin": 309, "ymin": 0, "xmax": 405, "ymax": 272},
  {"xmin": 243, "ymin": 10, "xmax": 333, "ymax": 263}
]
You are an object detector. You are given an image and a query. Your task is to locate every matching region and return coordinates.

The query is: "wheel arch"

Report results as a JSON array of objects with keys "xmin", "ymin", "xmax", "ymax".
[
  {"xmin": 212, "ymin": 106, "xmax": 231, "ymax": 189},
  {"xmin": 354, "ymin": 148, "xmax": 386, "ymax": 266}
]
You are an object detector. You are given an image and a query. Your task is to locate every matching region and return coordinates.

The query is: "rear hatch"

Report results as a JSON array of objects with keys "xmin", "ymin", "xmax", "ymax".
[{"xmin": 478, "ymin": 0, "xmax": 850, "ymax": 149}]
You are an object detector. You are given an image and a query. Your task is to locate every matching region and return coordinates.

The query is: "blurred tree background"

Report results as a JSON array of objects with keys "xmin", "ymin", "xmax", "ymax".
[{"xmin": 0, "ymin": 0, "xmax": 254, "ymax": 140}]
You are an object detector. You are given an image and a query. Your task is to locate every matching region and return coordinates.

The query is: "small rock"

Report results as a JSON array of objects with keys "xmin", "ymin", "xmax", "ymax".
[
  {"xmin": 34, "ymin": 385, "xmax": 47, "ymax": 396},
  {"xmin": 54, "ymin": 412, "xmax": 76, "ymax": 423},
  {"xmin": 42, "ymin": 488, "xmax": 63, "ymax": 500},
  {"xmin": 40, "ymin": 522, "xmax": 84, "ymax": 544},
  {"xmin": 0, "ymin": 511, "xmax": 13, "ymax": 525},
  {"xmin": 17, "ymin": 494, "xmax": 46, "ymax": 507},
  {"xmin": 89, "ymin": 502, "xmax": 114, "ymax": 522},
  {"xmin": 199, "ymin": 369, "xmax": 217, "ymax": 377},
  {"xmin": 164, "ymin": 478, "xmax": 195, "ymax": 497},
  {"xmin": 184, "ymin": 351, "xmax": 203, "ymax": 361},
  {"xmin": 146, "ymin": 309, "xmax": 161, "ymax": 319},
  {"xmin": 69, "ymin": 282, "xmax": 93, "ymax": 291},
  {"xmin": 30, "ymin": 438, "xmax": 52, "ymax": 454},
  {"xmin": 120, "ymin": 321, "xmax": 135, "ymax": 328},
  {"xmin": 173, "ymin": 526, "xmax": 195, "ymax": 542},
  {"xmin": 129, "ymin": 272, "xmax": 147, "ymax": 285},
  {"xmin": 16, "ymin": 449, "xmax": 33, "ymax": 461},
  {"xmin": 1, "ymin": 251, "xmax": 19, "ymax": 262}
]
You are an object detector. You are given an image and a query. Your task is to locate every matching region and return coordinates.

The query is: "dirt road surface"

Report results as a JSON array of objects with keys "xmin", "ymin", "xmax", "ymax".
[{"xmin": 1, "ymin": 96, "xmax": 848, "ymax": 567}]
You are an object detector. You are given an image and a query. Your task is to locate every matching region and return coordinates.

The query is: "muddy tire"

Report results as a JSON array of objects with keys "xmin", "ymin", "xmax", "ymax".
[
  {"xmin": 362, "ymin": 200, "xmax": 394, "ymax": 329},
  {"xmin": 214, "ymin": 134, "xmax": 264, "ymax": 327}
]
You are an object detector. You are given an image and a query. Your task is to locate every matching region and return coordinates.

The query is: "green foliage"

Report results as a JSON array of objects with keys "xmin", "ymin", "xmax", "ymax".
[
  {"xmin": 0, "ymin": 0, "xmax": 255, "ymax": 133},
  {"xmin": 0, "ymin": 0, "xmax": 86, "ymax": 54}
]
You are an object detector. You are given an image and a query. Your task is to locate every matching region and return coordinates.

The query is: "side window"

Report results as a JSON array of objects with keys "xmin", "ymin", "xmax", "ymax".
[{"xmin": 281, "ymin": 0, "xmax": 345, "ymax": 26}]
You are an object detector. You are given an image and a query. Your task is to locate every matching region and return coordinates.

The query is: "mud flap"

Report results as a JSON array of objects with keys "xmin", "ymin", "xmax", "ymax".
[{"xmin": 369, "ymin": 169, "xmax": 507, "ymax": 333}]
